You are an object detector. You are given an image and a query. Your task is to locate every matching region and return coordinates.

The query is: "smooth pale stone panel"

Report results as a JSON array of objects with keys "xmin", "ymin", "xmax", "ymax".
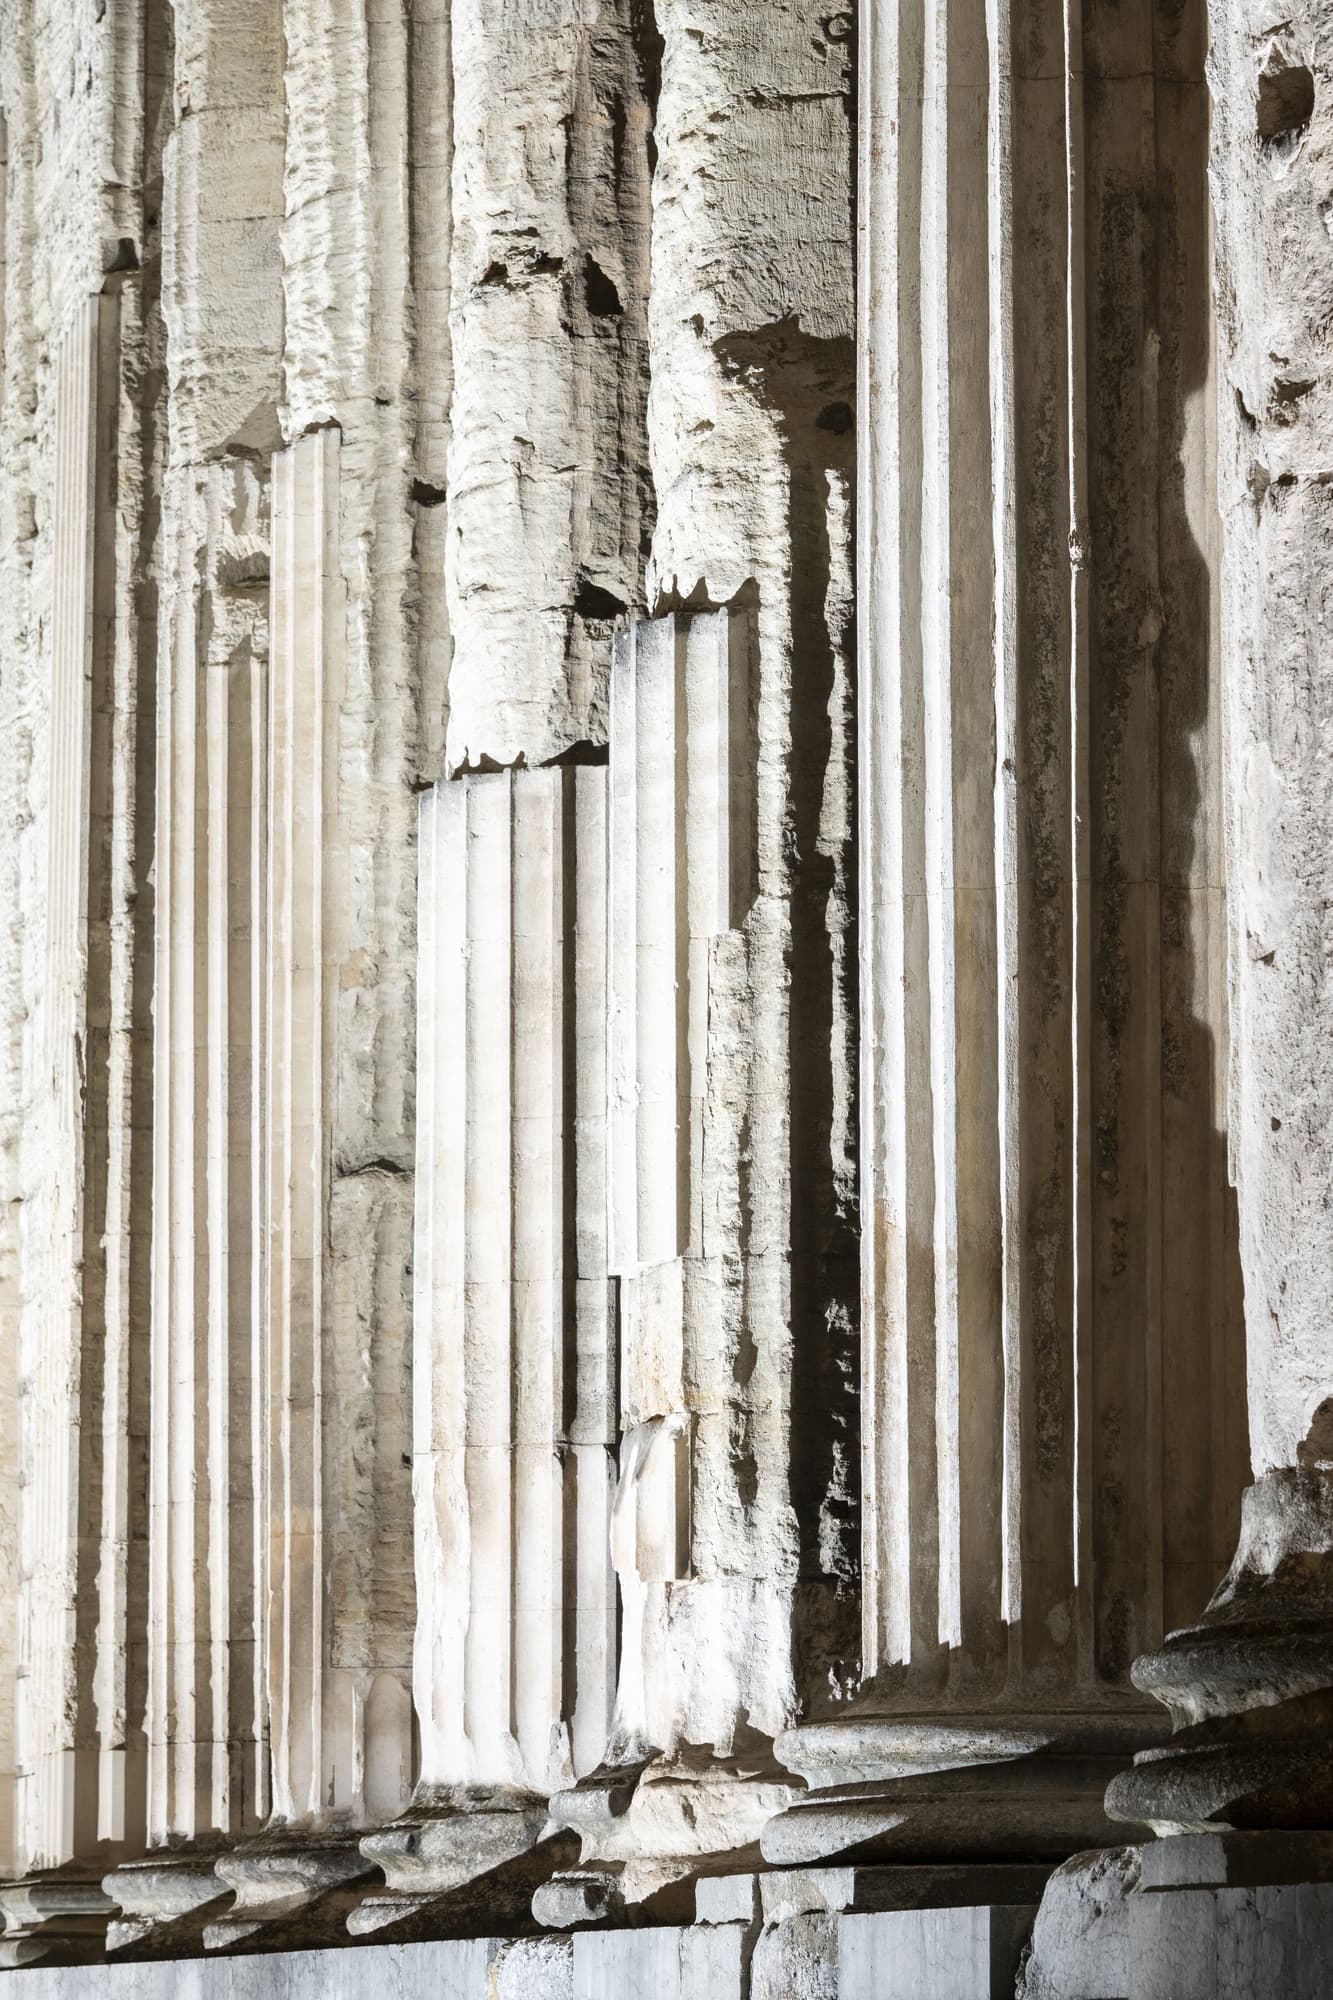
[
  {"xmin": 607, "ymin": 610, "xmax": 753, "ymax": 1294},
  {"xmin": 413, "ymin": 769, "xmax": 613, "ymax": 1795},
  {"xmin": 571, "ymin": 1924, "xmax": 748, "ymax": 2000},
  {"xmin": 0, "ymin": 1936, "xmax": 519, "ymax": 1998},
  {"xmin": 839, "ymin": 1907, "xmax": 1037, "ymax": 2000}
]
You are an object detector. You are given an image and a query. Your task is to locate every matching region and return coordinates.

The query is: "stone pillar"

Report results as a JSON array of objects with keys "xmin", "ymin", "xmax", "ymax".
[
  {"xmin": 768, "ymin": 0, "xmax": 1243, "ymax": 1867},
  {"xmin": 1106, "ymin": 0, "xmax": 1333, "ymax": 1844},
  {"xmin": 102, "ymin": 0, "xmax": 286, "ymax": 1952},
  {"xmin": 540, "ymin": 0, "xmax": 862, "ymax": 1919},
  {"xmin": 538, "ymin": 607, "xmax": 803, "ymax": 1924},
  {"xmin": 199, "ymin": 0, "xmax": 425, "ymax": 1947},
  {"xmin": 354, "ymin": 0, "xmax": 654, "ymax": 1934},
  {"xmin": 354, "ymin": 768, "xmax": 614, "ymax": 1935},
  {"xmin": 198, "ymin": 425, "xmax": 415, "ymax": 1952},
  {"xmin": 0, "ymin": 290, "xmax": 141, "ymax": 1966}
]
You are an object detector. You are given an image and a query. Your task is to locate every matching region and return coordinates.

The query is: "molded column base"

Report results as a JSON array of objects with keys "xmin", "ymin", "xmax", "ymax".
[
  {"xmin": 101, "ymin": 1846, "xmax": 230, "ymax": 1954},
  {"xmin": 201, "ymin": 1827, "xmax": 374, "ymax": 1951},
  {"xmin": 0, "ymin": 1871, "xmax": 117, "ymax": 1968},
  {"xmin": 350, "ymin": 1786, "xmax": 573, "ymax": 1939},
  {"xmin": 765, "ymin": 1709, "xmax": 1157, "ymax": 1867}
]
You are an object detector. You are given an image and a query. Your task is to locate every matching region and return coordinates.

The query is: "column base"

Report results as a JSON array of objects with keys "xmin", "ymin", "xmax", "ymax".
[
  {"xmin": 102, "ymin": 1846, "xmax": 230, "ymax": 1954},
  {"xmin": 535, "ymin": 1750, "xmax": 799, "ymax": 1927},
  {"xmin": 0, "ymin": 1870, "xmax": 117, "ymax": 1967},
  {"xmin": 350, "ymin": 1786, "xmax": 573, "ymax": 1938},
  {"xmin": 202, "ymin": 1826, "xmax": 374, "ymax": 1951},
  {"xmin": 765, "ymin": 1710, "xmax": 1157, "ymax": 1866},
  {"xmin": 1022, "ymin": 1834, "xmax": 1333, "ymax": 1998},
  {"xmin": 1107, "ymin": 1468, "xmax": 1333, "ymax": 1834}
]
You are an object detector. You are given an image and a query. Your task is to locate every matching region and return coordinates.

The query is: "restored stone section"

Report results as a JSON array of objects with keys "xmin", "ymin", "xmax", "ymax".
[
  {"xmin": 444, "ymin": 0, "xmax": 653, "ymax": 768},
  {"xmin": 604, "ymin": 609, "xmax": 761, "ymax": 1751},
  {"xmin": 768, "ymin": 0, "xmax": 1241, "ymax": 1868},
  {"xmin": 355, "ymin": 767, "xmax": 614, "ymax": 1932}
]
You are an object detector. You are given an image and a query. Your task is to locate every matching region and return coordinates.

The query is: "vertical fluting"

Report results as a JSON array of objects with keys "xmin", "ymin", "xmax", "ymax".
[
  {"xmin": 0, "ymin": 5, "xmax": 165, "ymax": 1933},
  {"xmin": 146, "ymin": 462, "xmax": 270, "ymax": 1848},
  {"xmin": 19, "ymin": 296, "xmax": 114, "ymax": 1871},
  {"xmin": 138, "ymin": 0, "xmax": 285, "ymax": 1869},
  {"xmin": 769, "ymin": 0, "xmax": 1239, "ymax": 1866},
  {"xmin": 1104, "ymin": 0, "xmax": 1333, "ymax": 1842},
  {"xmin": 636, "ymin": 0, "xmax": 859, "ymax": 1785},
  {"xmin": 265, "ymin": 430, "xmax": 344, "ymax": 1828},
  {"xmin": 0, "ymin": 84, "xmax": 17, "ymax": 1888},
  {"xmin": 412, "ymin": 769, "xmax": 613, "ymax": 1797}
]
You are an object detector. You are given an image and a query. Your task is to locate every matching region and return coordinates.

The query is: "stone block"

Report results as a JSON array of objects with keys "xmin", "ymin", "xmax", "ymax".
[{"xmin": 839, "ymin": 1905, "xmax": 1037, "ymax": 2000}]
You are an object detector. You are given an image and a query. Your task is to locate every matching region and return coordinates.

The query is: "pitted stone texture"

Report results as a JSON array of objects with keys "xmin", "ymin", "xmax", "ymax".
[{"xmin": 1018, "ymin": 1848, "xmax": 1140, "ymax": 2000}]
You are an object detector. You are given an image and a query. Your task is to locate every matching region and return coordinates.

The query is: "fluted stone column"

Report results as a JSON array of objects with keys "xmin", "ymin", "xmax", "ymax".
[
  {"xmin": 541, "ymin": 0, "xmax": 861, "ymax": 1918},
  {"xmin": 1106, "ymin": 0, "xmax": 1333, "ymax": 1846},
  {"xmin": 0, "ymin": 272, "xmax": 158, "ymax": 1965},
  {"xmin": 354, "ymin": 768, "xmax": 614, "ymax": 1936},
  {"xmin": 767, "ymin": 0, "xmax": 1243, "ymax": 1867},
  {"xmin": 103, "ymin": 0, "xmax": 286, "ymax": 1950},
  {"xmin": 202, "ymin": 0, "xmax": 426, "ymax": 1945},
  {"xmin": 353, "ymin": 0, "xmax": 654, "ymax": 1935}
]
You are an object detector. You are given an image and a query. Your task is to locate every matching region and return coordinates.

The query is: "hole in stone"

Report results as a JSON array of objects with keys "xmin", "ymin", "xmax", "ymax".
[
  {"xmin": 817, "ymin": 400, "xmax": 853, "ymax": 435},
  {"xmin": 1257, "ymin": 61, "xmax": 1314, "ymax": 146},
  {"xmin": 574, "ymin": 578, "xmax": 627, "ymax": 620},
  {"xmin": 585, "ymin": 255, "xmax": 623, "ymax": 317},
  {"xmin": 411, "ymin": 478, "xmax": 446, "ymax": 507}
]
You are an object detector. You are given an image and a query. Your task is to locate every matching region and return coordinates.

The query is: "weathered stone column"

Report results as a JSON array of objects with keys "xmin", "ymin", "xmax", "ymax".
[
  {"xmin": 768, "ymin": 0, "xmax": 1244, "ymax": 1867},
  {"xmin": 542, "ymin": 0, "xmax": 862, "ymax": 1918},
  {"xmin": 355, "ymin": 0, "xmax": 654, "ymax": 1934},
  {"xmin": 0, "ymin": 7, "xmax": 166, "ymax": 1904},
  {"xmin": 442, "ymin": 0, "xmax": 652, "ymax": 773},
  {"xmin": 1106, "ymin": 0, "xmax": 1333, "ymax": 1844},
  {"xmin": 103, "ymin": 0, "xmax": 286, "ymax": 1952},
  {"xmin": 0, "ymin": 29, "xmax": 165, "ymax": 1913},
  {"xmin": 201, "ymin": 0, "xmax": 423, "ymax": 1948}
]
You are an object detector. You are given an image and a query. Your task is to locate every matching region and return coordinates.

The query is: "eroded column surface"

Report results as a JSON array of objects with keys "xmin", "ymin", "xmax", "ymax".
[
  {"xmin": 768, "ymin": 0, "xmax": 1245, "ymax": 1867},
  {"xmin": 1, "ymin": 222, "xmax": 157, "ymax": 1955},
  {"xmin": 444, "ymin": 0, "xmax": 653, "ymax": 768},
  {"xmin": 544, "ymin": 0, "xmax": 860, "ymax": 1918},
  {"xmin": 0, "ymin": 0, "xmax": 168, "ymax": 1908},
  {"xmin": 1107, "ymin": 0, "xmax": 1333, "ymax": 1837},
  {"xmin": 202, "ymin": 0, "xmax": 424, "ymax": 1947},
  {"xmin": 355, "ymin": 768, "xmax": 614, "ymax": 1935}
]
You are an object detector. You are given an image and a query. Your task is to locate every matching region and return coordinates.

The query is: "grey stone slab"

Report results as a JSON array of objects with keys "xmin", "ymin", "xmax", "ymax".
[
  {"xmin": 839, "ymin": 1906, "xmax": 1038, "ymax": 2000},
  {"xmin": 1128, "ymin": 1882, "xmax": 1333, "ymax": 2000}
]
